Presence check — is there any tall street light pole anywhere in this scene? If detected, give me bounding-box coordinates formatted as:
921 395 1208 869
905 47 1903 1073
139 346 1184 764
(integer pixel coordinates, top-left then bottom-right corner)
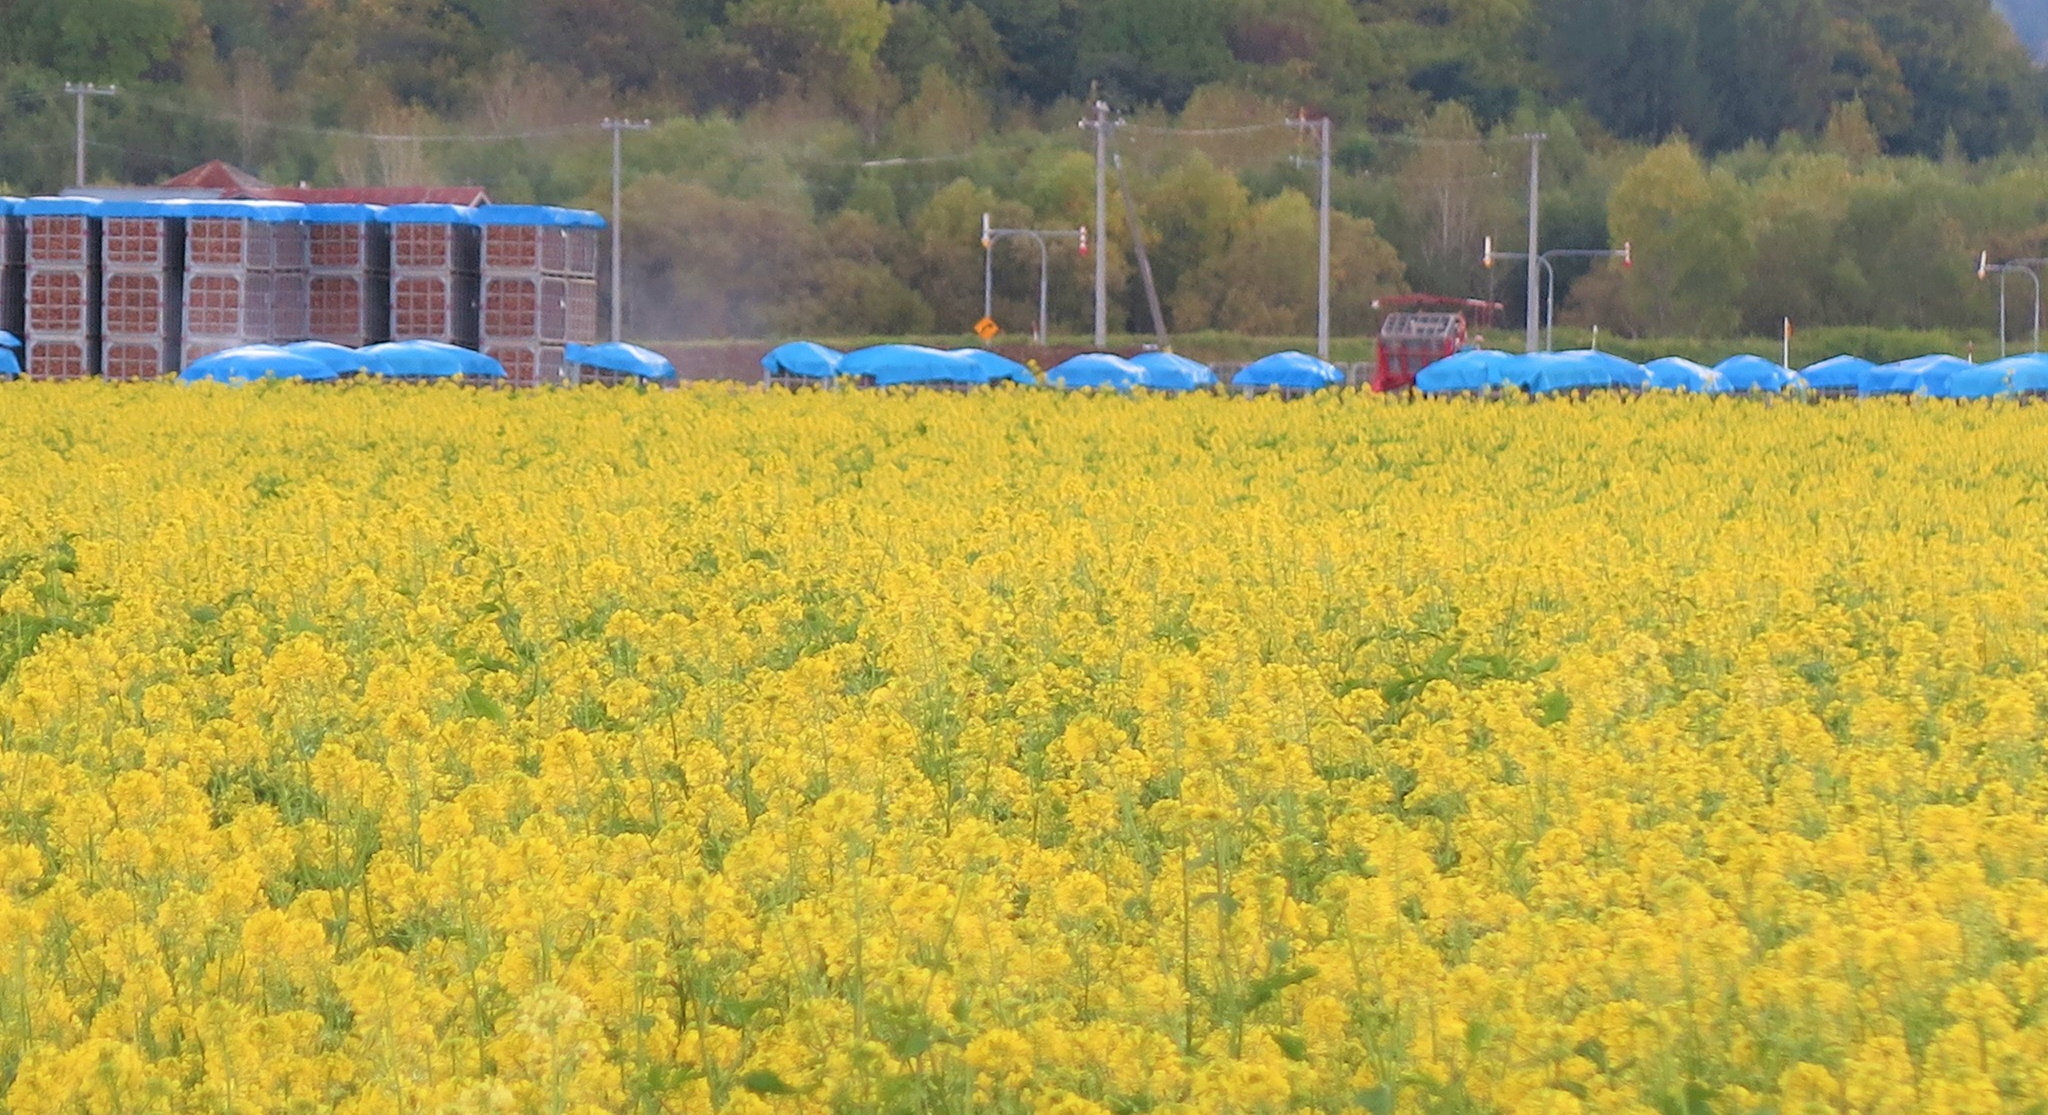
602 118 651 343
65 83 118 188
1523 133 1545 354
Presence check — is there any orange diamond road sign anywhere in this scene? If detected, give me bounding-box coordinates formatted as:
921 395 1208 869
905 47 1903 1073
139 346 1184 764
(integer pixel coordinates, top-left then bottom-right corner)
974 317 1001 342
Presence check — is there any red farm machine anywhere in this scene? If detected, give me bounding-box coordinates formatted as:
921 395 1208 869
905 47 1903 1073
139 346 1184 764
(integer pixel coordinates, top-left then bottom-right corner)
1370 294 1504 391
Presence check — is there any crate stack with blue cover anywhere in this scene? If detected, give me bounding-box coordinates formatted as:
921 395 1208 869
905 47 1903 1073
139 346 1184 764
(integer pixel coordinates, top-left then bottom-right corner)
305 203 389 348
100 200 185 379
0 199 23 344
382 205 480 348
21 197 103 379
477 206 605 386
180 201 310 364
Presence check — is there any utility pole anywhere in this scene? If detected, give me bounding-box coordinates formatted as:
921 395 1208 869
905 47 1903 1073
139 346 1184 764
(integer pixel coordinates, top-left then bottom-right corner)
1523 133 1545 354
602 118 652 342
64 83 118 188
1082 101 1112 348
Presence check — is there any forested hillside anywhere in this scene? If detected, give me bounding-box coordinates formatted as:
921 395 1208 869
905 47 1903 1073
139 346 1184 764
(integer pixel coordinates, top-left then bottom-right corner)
2 0 2045 341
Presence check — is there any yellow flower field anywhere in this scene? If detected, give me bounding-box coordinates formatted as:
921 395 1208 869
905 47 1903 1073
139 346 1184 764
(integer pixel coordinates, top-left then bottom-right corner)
1 382 2046 1115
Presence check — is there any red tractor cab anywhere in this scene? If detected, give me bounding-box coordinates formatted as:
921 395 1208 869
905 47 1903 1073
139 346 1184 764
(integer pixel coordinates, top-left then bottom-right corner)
1371 295 1505 391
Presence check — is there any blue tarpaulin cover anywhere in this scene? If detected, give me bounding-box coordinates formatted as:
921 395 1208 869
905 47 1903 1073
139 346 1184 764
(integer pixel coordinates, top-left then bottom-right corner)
567 342 676 379
1047 353 1144 390
1128 352 1216 391
1644 356 1718 392
1416 349 1517 394
1519 350 1647 394
1860 354 1972 396
17 197 103 217
1712 354 1797 392
0 349 18 378
284 341 373 375
1234 351 1343 391
358 340 506 379
842 345 982 385
473 206 605 228
948 348 1037 385
158 200 309 222
375 205 480 226
0 331 20 349
760 341 845 378
1799 354 1873 391
2003 354 2048 394
181 345 340 384
1932 360 2018 399
302 203 385 224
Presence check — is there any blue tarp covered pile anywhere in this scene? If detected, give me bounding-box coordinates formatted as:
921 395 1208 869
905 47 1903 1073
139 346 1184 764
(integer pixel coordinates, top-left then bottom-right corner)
1859 354 1972 396
1931 359 2017 399
841 345 1035 386
1234 351 1343 392
181 345 340 384
1712 354 1797 393
568 342 676 380
358 340 507 380
0 330 19 378
1129 352 1216 391
1519 350 1647 394
1416 349 1517 394
1799 354 1873 393
1644 357 1717 392
761 342 844 379
284 341 373 375
1047 353 1144 391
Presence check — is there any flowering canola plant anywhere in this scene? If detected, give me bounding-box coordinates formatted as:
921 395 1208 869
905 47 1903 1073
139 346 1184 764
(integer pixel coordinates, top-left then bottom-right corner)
1 381 2046 1115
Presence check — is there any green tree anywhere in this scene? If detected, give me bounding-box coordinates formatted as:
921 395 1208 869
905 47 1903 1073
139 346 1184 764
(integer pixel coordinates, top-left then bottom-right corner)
1605 139 1753 335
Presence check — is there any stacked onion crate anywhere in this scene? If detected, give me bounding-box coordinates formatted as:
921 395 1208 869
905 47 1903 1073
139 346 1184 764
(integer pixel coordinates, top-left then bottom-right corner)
180 200 310 365
381 205 480 348
99 200 186 379
476 207 605 386
0 198 23 345
305 203 388 348
21 197 104 379
560 210 602 356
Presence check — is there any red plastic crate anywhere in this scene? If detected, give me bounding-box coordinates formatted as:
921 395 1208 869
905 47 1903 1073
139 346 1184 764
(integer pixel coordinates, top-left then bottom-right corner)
184 273 245 337
392 225 461 270
27 270 91 334
184 338 238 366
104 341 171 380
103 273 168 336
309 275 387 345
482 276 540 338
564 228 599 277
484 225 542 271
187 219 246 268
271 272 308 340
26 338 93 380
103 218 176 268
391 273 478 344
310 223 386 270
540 228 568 274
27 216 92 266
567 279 598 344
487 343 566 388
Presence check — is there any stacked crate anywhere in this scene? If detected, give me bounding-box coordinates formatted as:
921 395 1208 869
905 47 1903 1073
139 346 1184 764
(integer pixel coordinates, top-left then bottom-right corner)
99 201 185 379
381 205 480 349
476 207 565 386
558 209 603 353
0 198 23 345
180 200 310 364
21 197 103 379
305 204 389 347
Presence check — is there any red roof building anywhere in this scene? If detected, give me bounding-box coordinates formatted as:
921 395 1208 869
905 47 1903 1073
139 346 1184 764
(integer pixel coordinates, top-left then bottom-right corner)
160 162 490 206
